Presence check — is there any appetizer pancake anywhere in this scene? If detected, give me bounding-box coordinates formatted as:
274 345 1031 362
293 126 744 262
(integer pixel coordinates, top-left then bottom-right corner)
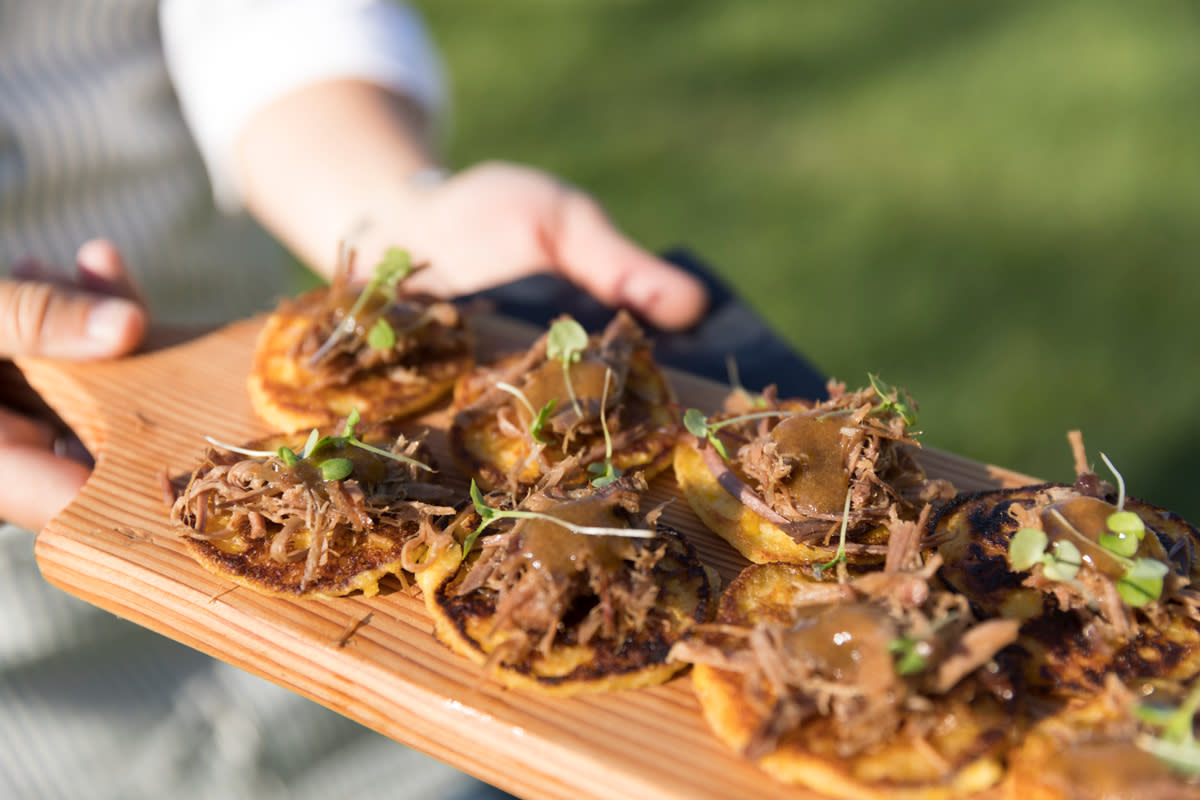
675 377 955 566
670 513 1021 800
931 482 1200 700
1003 678 1200 800
169 416 457 599
248 248 473 431
448 311 677 493
417 476 719 695
922 431 1200 796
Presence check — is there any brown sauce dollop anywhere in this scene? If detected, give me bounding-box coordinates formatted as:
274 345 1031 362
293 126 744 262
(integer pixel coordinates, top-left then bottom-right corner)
518 357 614 426
770 414 851 515
514 493 634 578
783 604 897 694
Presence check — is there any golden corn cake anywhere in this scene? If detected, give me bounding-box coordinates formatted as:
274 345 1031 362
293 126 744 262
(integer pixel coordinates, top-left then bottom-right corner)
447 311 677 494
674 377 954 566
416 475 719 695
670 514 1021 800
248 248 473 431
169 415 457 599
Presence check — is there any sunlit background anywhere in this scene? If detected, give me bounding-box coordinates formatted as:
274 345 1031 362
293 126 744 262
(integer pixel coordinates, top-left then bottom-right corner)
410 1 1200 523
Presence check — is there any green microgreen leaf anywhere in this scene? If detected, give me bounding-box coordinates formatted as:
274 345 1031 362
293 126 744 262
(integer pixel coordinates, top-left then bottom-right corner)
1042 540 1082 582
1009 527 1049 571
1099 528 1140 558
867 373 918 427
342 408 361 438
1118 558 1170 607
367 317 396 350
887 636 931 676
531 400 556 445
1108 510 1146 540
546 318 588 363
320 458 354 481
546 318 588 417
207 408 429 487
1135 681 1200 777
300 428 321 459
309 249 414 364
460 479 654 560
681 408 795 462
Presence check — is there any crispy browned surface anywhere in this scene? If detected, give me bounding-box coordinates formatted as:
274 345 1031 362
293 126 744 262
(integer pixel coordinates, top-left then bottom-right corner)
691 564 1011 800
448 345 678 491
932 485 1200 699
247 288 474 432
417 514 719 696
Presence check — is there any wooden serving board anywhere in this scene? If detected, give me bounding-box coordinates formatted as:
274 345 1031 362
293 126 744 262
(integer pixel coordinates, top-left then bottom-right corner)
17 314 1037 800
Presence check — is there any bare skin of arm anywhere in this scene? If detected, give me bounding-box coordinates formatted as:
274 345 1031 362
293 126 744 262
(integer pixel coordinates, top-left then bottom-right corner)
235 79 708 331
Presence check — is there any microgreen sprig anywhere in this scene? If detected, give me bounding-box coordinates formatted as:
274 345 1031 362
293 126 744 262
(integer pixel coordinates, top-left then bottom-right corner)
1008 527 1083 582
1098 452 1147 557
546 318 589 417
1008 512 1168 607
587 368 623 488
309 248 414 364
867 373 918 427
460 480 655 559
888 635 933 676
496 382 556 445
814 487 854 579
682 408 794 461
205 408 431 482
1135 681 1200 777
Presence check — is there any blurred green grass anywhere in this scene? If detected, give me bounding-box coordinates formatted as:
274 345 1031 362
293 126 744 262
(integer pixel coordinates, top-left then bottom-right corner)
411 1 1200 523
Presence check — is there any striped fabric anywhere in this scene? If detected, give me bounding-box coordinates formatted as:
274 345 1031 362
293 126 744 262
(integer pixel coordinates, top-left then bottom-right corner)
0 2 505 798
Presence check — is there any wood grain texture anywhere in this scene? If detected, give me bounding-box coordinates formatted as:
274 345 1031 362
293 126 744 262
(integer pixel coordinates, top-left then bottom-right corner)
16 313 1037 800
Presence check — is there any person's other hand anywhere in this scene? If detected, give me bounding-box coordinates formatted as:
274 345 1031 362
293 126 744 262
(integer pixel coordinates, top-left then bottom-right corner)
352 161 709 331
0 239 146 532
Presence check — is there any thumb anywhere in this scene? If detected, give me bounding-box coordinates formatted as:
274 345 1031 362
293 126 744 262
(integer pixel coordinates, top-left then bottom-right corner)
0 280 145 360
0 445 91 532
551 192 709 331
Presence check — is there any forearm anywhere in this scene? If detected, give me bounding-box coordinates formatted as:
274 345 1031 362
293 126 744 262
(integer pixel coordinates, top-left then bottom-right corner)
234 79 442 280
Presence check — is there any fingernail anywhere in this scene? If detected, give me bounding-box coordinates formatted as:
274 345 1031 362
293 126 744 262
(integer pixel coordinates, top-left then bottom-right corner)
84 298 137 352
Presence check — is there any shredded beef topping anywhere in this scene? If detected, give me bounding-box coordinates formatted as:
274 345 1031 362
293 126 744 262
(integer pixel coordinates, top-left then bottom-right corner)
702 379 954 546
670 510 1019 759
454 311 668 492
169 433 456 590
454 475 671 665
284 255 470 389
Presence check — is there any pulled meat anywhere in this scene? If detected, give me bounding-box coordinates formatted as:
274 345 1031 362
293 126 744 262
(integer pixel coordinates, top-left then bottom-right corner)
671 509 1019 759
455 475 670 665
453 311 670 492
1005 433 1197 638
288 253 470 389
169 432 456 590
704 378 954 545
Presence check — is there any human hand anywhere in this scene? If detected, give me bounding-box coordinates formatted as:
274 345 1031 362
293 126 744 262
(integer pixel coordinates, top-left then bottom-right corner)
351 161 709 330
0 239 146 532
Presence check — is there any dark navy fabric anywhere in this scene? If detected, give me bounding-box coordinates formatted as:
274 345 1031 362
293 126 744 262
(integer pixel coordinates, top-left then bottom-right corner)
464 248 829 401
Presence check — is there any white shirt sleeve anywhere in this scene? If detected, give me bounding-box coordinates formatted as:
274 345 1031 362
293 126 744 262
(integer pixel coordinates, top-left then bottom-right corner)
160 0 448 212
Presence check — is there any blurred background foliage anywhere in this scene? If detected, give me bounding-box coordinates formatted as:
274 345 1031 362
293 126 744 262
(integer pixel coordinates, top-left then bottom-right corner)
409 0 1200 522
